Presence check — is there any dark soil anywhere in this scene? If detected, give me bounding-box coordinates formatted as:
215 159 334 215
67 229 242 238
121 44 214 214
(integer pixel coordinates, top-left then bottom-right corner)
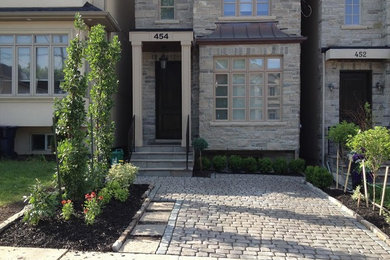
0 202 25 223
0 184 149 252
324 188 390 237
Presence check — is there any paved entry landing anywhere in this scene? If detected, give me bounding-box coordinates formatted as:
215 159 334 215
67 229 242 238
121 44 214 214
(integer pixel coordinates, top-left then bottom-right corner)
135 175 390 259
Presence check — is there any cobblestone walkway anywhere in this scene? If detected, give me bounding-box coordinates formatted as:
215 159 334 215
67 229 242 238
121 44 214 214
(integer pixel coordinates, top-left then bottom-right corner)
135 174 390 259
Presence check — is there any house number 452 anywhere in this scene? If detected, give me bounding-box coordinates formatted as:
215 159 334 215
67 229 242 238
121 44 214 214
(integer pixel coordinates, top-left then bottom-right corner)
354 51 367 58
154 33 169 40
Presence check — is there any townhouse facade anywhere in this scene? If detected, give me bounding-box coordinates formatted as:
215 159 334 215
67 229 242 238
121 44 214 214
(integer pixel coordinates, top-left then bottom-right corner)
301 0 390 165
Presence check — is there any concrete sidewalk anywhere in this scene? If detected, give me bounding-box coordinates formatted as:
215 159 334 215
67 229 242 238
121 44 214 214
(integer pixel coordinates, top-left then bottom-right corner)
1 174 390 259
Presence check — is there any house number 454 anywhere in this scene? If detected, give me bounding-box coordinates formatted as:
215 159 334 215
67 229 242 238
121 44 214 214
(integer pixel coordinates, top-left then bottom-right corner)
154 33 169 40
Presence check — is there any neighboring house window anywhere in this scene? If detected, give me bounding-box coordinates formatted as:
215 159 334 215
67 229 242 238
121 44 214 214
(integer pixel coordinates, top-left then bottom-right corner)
32 134 53 151
223 0 269 17
0 34 68 96
345 0 360 25
214 56 282 121
161 0 174 19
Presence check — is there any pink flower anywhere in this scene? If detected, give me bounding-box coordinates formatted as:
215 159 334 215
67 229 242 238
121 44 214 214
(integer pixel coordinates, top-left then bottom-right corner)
61 200 67 205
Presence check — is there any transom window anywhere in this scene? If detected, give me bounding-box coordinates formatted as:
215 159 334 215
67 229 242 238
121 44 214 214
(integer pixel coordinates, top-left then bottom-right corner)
345 0 360 25
223 0 269 17
214 57 282 121
161 0 175 20
0 34 68 96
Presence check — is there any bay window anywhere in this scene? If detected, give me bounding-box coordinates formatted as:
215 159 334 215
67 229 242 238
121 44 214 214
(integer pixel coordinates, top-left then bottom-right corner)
0 34 68 96
214 56 282 121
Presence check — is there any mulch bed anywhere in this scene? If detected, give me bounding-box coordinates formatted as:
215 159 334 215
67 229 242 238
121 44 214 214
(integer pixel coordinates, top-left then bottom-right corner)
0 184 149 252
0 202 25 223
324 188 390 237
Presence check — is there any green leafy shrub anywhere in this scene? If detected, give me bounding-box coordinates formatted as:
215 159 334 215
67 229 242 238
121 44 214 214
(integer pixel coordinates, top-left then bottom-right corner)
288 158 306 173
258 158 273 173
107 180 129 202
272 158 288 174
242 157 258 173
23 179 58 225
328 121 359 150
98 187 112 205
83 191 104 225
192 137 208 171
228 155 243 172
212 155 227 172
201 157 212 171
107 163 138 189
305 166 333 189
61 199 74 221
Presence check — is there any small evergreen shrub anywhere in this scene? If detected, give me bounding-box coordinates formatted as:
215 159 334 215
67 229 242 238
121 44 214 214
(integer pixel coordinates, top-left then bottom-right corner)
272 158 288 174
288 158 306 173
228 155 243 172
107 163 138 189
212 155 227 172
258 158 273 173
305 166 333 189
201 157 212 171
242 157 258 173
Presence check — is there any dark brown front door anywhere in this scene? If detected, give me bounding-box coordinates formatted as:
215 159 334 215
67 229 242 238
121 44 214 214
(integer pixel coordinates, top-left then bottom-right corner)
155 61 182 139
339 71 372 124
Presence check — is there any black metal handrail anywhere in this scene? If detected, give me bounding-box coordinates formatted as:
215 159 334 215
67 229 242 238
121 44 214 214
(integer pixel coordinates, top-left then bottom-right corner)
186 114 190 170
128 114 135 161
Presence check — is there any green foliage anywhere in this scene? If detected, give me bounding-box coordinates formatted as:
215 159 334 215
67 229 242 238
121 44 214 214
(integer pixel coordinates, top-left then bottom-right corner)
328 121 359 147
288 158 306 173
212 155 227 172
61 199 74 221
272 158 288 174
242 157 258 173
106 180 129 202
98 187 112 205
107 163 138 189
83 191 104 225
305 166 333 189
258 158 273 173
54 14 89 200
228 155 243 172
23 179 58 225
351 185 363 202
86 23 121 189
192 138 208 152
200 157 212 171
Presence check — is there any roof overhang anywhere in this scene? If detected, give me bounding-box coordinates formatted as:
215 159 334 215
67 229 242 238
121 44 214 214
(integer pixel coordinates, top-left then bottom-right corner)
197 22 306 45
322 46 390 61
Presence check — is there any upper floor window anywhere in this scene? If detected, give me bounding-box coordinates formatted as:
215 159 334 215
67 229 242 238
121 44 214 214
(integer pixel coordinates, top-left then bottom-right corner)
345 0 360 25
0 34 68 96
223 0 269 17
161 0 174 20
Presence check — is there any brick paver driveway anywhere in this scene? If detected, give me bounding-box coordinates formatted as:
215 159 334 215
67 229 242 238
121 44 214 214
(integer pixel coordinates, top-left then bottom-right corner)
135 174 390 259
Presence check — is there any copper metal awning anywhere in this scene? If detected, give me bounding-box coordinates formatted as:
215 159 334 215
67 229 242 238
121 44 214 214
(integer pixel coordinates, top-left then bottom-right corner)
197 22 306 45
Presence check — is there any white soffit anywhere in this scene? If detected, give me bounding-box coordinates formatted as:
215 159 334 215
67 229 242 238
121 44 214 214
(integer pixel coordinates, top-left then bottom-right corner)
326 48 390 60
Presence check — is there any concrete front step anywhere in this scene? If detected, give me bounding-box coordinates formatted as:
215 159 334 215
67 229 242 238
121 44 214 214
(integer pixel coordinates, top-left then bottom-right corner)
138 168 193 177
132 152 192 160
132 159 193 169
135 145 189 153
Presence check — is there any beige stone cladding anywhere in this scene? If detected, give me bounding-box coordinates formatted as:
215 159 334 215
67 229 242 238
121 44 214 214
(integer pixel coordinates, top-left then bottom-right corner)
324 60 390 131
320 0 385 47
198 44 301 151
193 0 301 37
135 0 193 29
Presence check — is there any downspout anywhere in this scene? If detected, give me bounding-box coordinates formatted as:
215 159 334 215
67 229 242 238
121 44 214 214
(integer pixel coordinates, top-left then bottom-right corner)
322 52 326 166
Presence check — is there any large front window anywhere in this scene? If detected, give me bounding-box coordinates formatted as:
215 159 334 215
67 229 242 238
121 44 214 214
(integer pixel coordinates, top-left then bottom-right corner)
161 0 174 19
345 0 360 25
214 56 282 121
0 34 68 96
223 0 269 17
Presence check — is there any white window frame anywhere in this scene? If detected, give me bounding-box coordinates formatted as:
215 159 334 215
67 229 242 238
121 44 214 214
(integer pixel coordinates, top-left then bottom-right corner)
214 56 283 122
0 33 68 97
160 0 175 20
222 0 270 17
31 133 53 152
345 0 360 25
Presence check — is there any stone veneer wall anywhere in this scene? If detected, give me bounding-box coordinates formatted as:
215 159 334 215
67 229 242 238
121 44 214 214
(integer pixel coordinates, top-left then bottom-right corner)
199 44 301 151
135 0 192 29
193 0 301 37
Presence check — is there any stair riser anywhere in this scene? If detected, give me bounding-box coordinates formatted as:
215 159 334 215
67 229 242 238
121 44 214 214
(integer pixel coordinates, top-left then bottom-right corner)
132 153 193 160
132 161 191 168
135 146 188 153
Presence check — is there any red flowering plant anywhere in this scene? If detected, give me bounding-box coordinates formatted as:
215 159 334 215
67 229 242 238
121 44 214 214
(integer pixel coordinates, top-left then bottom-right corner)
60 199 74 221
83 191 104 225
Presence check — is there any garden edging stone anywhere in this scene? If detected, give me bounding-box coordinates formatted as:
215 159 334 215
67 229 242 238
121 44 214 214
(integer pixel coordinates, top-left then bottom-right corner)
112 184 156 252
0 208 26 235
304 181 390 247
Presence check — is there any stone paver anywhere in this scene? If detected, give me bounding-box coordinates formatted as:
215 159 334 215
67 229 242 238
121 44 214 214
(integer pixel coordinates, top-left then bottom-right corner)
148 202 175 211
140 211 171 223
0 246 67 260
131 224 166 237
135 174 390 259
120 237 160 253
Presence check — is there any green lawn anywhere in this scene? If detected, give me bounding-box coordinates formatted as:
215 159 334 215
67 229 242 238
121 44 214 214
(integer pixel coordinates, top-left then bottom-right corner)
0 159 55 206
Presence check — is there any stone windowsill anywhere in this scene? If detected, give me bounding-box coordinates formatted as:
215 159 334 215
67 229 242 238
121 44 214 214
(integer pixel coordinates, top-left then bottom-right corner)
154 20 180 24
218 16 277 22
0 96 59 102
210 121 288 127
340 25 369 30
